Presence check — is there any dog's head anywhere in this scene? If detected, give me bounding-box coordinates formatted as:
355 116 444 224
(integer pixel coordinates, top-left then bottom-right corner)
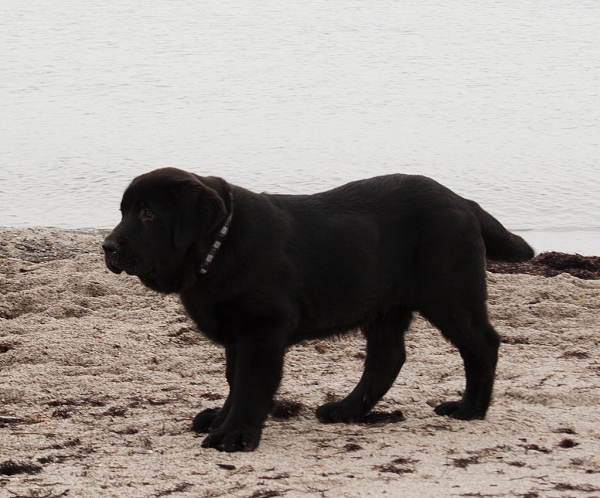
102 168 227 293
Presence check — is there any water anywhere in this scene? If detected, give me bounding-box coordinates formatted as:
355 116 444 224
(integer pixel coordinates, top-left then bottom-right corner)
1 1 599 254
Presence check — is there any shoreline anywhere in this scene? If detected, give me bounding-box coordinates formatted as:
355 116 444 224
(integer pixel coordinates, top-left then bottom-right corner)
2 227 599 279
4 225 600 258
1 228 600 497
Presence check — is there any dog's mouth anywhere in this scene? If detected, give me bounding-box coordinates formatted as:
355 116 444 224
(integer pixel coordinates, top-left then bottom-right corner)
105 259 123 275
102 243 175 293
104 252 149 278
104 252 124 274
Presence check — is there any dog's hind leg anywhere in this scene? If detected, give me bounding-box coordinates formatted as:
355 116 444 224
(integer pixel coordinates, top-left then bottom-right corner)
415 216 502 420
316 307 412 423
421 298 500 420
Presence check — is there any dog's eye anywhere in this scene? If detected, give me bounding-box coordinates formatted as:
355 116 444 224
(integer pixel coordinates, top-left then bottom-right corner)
141 208 155 221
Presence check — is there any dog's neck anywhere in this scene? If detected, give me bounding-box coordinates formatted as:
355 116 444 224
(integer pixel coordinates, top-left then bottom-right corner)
198 191 234 275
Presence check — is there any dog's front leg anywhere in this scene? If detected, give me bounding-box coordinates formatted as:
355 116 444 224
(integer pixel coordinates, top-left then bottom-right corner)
192 344 236 433
200 333 285 452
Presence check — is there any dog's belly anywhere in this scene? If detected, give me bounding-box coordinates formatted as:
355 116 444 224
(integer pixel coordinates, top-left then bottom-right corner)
289 286 414 344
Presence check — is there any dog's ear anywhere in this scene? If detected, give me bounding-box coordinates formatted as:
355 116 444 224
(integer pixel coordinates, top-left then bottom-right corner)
173 178 227 250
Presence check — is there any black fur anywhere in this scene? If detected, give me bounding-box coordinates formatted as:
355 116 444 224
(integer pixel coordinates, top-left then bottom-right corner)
103 167 534 452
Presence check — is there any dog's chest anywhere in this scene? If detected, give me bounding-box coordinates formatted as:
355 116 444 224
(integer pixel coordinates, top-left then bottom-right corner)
180 291 218 332
179 290 241 345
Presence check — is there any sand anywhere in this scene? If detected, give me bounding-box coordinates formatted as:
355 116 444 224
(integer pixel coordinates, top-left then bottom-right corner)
1 228 600 498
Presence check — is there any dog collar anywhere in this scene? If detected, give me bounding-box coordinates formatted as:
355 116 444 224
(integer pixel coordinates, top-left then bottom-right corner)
199 191 234 275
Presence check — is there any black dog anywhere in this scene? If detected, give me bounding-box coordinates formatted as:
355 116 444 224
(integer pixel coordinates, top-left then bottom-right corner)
103 168 533 452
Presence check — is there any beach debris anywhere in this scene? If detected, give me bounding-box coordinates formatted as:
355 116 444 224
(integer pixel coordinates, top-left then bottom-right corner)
361 409 405 424
487 251 600 280
271 399 304 419
0 459 42 476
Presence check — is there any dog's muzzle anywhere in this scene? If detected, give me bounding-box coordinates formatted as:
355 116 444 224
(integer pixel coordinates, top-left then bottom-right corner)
102 238 124 274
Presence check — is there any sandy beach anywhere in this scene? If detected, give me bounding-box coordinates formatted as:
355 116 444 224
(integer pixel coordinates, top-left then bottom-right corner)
1 228 599 497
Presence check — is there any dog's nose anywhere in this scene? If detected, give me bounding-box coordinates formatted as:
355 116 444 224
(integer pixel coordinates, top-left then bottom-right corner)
102 238 118 255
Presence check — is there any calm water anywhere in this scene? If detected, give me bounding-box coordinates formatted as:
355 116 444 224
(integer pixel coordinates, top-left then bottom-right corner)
1 1 599 254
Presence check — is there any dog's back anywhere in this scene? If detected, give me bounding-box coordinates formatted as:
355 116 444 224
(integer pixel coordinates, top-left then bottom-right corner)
252 174 533 343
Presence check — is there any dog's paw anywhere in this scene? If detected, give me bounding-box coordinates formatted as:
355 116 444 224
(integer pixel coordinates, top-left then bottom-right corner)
434 401 486 420
316 402 362 424
192 408 221 433
201 425 262 452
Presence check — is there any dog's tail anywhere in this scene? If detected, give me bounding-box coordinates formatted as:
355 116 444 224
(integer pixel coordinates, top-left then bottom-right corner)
468 201 534 262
